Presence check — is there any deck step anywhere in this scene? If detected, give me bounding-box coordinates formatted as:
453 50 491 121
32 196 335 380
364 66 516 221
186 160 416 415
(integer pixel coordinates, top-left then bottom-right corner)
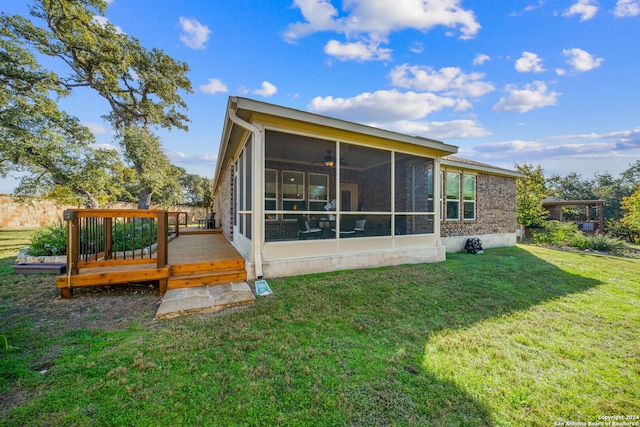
167 270 247 290
169 259 244 275
14 263 67 274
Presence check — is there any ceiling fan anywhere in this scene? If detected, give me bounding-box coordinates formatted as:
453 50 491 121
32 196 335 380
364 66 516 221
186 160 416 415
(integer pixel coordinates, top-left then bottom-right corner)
313 149 347 167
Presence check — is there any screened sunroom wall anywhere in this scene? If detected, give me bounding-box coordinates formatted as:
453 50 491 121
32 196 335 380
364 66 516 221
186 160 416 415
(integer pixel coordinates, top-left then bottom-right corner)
264 129 436 242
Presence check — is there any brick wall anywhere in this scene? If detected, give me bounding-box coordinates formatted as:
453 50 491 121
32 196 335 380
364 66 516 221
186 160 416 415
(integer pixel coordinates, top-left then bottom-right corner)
0 194 209 231
440 173 517 238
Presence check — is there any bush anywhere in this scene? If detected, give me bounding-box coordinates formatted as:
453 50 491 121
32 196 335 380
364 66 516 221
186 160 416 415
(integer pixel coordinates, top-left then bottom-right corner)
533 221 628 256
111 219 157 252
28 224 67 256
576 234 628 256
532 221 585 247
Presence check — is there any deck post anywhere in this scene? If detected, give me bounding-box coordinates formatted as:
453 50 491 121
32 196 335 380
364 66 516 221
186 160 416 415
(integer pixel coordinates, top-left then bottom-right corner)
68 214 80 276
156 211 168 269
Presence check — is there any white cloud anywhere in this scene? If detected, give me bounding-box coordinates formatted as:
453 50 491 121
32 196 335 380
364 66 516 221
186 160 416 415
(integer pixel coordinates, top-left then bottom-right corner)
308 89 457 123
179 17 211 50
285 0 480 40
324 40 392 61
410 42 424 54
524 1 546 12
563 0 599 21
389 64 495 98
91 15 124 34
284 0 480 61
253 81 278 97
199 78 228 95
493 81 560 113
548 127 640 143
83 122 112 135
381 119 491 139
458 128 640 175
473 53 491 66
515 52 546 73
167 151 217 166
562 48 603 72
614 0 640 16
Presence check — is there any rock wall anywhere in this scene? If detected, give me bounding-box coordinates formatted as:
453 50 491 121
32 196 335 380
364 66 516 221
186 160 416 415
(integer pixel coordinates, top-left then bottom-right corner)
0 194 210 230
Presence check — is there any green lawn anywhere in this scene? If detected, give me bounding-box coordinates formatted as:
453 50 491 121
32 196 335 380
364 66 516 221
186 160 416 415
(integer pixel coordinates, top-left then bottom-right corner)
1 229 638 426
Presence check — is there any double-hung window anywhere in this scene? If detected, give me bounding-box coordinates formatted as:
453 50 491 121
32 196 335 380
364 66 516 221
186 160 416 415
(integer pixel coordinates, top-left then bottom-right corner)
463 175 476 220
282 171 305 219
265 169 277 220
446 172 461 220
308 173 329 211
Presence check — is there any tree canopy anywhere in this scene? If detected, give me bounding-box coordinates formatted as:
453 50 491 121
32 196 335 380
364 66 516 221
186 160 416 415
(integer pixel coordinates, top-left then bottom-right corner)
515 162 548 227
0 0 195 208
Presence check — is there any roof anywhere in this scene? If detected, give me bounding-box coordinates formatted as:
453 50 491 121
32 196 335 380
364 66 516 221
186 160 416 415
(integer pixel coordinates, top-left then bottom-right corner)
230 97 459 153
213 97 522 192
541 197 605 206
441 155 524 178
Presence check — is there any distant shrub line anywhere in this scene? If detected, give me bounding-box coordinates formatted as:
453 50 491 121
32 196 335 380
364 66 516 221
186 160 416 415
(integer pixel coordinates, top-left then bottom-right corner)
532 220 628 256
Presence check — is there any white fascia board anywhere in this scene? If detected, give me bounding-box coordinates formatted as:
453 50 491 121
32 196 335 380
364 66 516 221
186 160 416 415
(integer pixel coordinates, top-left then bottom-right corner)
440 158 524 178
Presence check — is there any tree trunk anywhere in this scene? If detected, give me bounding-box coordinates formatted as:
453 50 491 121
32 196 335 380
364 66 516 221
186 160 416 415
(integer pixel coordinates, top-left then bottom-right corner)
138 188 152 209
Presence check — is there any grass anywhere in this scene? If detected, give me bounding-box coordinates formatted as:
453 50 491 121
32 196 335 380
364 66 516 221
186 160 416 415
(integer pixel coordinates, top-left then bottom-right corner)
1 229 639 426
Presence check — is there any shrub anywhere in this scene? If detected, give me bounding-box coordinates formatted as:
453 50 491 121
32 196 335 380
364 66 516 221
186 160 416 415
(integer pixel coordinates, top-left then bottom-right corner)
532 221 585 247
28 224 67 256
111 219 157 252
576 234 627 256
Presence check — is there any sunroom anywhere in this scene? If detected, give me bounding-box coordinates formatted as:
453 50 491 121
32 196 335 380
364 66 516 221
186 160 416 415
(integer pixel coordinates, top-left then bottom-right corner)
213 97 459 279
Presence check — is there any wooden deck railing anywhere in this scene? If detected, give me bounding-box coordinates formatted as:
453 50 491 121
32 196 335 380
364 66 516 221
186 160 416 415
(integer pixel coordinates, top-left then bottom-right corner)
64 209 169 275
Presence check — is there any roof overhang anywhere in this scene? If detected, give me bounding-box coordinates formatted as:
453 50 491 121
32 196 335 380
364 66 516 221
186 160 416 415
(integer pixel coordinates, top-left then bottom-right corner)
542 199 605 206
441 156 524 178
230 97 459 153
213 96 462 195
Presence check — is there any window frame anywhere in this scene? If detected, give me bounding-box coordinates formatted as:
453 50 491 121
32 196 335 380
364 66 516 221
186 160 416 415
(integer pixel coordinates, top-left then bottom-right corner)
308 172 329 211
463 174 477 221
265 168 278 221
445 171 461 221
282 170 305 219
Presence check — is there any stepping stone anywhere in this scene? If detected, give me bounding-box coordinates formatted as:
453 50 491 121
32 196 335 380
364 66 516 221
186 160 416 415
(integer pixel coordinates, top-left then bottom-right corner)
155 282 255 319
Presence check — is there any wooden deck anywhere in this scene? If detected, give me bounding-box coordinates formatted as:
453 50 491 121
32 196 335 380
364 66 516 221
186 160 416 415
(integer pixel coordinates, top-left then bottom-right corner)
56 232 246 298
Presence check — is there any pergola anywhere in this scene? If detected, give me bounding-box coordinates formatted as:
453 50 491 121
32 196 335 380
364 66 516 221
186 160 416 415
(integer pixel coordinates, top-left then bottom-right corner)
541 197 604 234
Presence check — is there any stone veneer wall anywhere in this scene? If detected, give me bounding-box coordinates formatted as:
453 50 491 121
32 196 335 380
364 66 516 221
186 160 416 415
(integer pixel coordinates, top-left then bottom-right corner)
0 194 209 231
440 173 517 238
214 164 234 240
0 195 78 230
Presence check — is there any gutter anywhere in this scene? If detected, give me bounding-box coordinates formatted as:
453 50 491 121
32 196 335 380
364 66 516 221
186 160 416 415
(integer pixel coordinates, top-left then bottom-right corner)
227 106 265 280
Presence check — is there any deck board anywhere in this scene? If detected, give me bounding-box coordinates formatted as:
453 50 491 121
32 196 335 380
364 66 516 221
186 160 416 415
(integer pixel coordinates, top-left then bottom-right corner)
168 233 243 264
57 234 245 296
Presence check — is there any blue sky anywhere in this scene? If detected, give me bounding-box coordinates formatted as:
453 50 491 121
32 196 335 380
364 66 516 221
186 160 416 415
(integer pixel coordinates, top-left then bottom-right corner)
2 0 640 194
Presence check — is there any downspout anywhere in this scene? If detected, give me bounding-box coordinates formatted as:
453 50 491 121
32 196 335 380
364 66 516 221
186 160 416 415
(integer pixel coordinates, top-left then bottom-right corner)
227 107 265 280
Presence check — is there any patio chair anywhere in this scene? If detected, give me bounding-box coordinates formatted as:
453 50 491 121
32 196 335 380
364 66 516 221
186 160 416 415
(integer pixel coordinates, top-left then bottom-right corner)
354 219 367 237
298 218 322 240
332 217 356 238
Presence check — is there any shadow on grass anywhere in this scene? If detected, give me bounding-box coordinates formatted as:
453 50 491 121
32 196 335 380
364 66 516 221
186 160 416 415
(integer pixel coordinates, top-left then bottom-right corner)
253 246 602 426
0 246 606 426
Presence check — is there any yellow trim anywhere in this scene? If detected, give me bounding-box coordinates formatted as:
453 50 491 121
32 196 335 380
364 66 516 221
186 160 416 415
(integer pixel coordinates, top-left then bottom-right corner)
251 113 449 158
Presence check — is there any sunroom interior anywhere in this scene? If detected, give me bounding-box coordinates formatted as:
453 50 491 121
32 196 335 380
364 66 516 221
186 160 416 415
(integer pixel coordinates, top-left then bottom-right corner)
263 129 436 242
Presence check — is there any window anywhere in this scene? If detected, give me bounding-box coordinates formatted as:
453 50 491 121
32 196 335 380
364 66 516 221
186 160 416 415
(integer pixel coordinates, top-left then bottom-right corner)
265 169 277 220
282 171 305 218
308 173 328 211
446 172 460 220
463 175 476 220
